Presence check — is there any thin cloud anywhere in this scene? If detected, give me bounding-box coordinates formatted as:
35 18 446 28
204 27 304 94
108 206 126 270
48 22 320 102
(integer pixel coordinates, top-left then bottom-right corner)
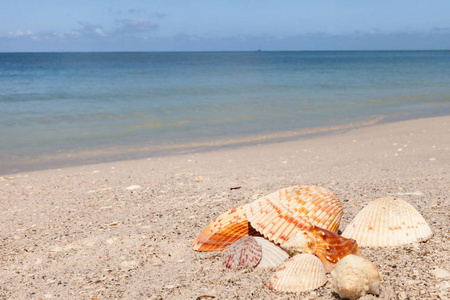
128 8 146 15
75 22 107 37
114 19 159 35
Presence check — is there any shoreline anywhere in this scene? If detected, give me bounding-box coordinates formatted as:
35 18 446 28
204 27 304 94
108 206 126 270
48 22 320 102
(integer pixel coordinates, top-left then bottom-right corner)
2 112 448 176
1 115 449 299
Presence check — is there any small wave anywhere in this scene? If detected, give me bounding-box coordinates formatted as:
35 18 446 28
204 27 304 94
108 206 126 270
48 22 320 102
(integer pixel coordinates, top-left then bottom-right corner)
131 120 190 129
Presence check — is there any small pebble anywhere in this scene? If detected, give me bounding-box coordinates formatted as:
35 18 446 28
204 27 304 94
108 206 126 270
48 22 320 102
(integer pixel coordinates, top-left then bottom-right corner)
432 268 450 279
126 185 141 190
49 246 63 252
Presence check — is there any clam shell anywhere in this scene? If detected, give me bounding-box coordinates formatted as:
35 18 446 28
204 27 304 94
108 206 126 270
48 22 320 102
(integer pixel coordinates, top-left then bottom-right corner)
253 237 290 268
246 185 343 245
222 236 262 269
341 197 432 247
267 253 327 293
331 254 381 300
192 204 259 251
281 225 359 272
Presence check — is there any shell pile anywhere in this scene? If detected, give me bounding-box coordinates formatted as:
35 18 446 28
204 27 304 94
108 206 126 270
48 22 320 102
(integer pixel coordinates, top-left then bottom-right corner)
192 185 433 296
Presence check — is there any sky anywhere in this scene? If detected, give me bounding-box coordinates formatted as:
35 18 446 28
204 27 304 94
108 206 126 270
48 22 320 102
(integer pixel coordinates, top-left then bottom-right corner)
1 0 450 52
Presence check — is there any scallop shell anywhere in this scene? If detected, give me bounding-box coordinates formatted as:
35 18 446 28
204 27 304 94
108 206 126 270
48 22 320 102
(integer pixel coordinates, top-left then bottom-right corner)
246 185 343 245
281 225 359 272
192 204 259 251
253 237 290 268
222 236 262 269
267 253 327 293
331 254 381 300
341 197 432 247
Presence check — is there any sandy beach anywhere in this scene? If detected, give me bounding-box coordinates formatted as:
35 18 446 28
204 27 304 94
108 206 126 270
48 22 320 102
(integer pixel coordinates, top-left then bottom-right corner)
1 116 449 299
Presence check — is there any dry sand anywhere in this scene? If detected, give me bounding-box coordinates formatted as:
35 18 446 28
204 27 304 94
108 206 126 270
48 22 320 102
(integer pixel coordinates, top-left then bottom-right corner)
1 116 449 300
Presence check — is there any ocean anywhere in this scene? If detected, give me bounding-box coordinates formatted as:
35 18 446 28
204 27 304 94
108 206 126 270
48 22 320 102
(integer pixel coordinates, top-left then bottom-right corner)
1 51 449 174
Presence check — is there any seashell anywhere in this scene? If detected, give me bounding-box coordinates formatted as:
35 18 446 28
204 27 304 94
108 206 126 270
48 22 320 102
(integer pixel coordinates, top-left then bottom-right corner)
331 254 381 300
246 185 343 245
192 204 260 251
281 225 359 272
253 237 290 268
222 236 262 269
267 253 326 293
341 197 432 247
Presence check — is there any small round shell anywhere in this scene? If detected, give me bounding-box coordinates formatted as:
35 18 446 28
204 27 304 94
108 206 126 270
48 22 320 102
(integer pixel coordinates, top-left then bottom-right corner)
222 236 262 269
253 237 289 268
246 185 343 245
192 204 259 251
342 197 432 247
281 225 359 272
331 254 381 300
267 253 327 293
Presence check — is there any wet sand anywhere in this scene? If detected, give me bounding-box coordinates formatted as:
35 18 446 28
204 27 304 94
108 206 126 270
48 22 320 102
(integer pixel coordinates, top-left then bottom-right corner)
1 116 449 299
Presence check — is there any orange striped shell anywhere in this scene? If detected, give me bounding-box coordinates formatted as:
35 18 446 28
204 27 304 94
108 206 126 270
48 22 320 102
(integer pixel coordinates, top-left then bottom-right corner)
192 204 259 251
246 185 343 245
342 197 432 247
267 253 327 293
281 225 359 273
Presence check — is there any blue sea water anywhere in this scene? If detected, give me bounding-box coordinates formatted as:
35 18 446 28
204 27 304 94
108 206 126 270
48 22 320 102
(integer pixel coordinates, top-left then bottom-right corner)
1 51 450 174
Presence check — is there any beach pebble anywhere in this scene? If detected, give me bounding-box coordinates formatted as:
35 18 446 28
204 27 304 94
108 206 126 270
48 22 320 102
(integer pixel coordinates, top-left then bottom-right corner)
126 185 141 190
49 245 63 252
164 285 175 289
432 268 450 279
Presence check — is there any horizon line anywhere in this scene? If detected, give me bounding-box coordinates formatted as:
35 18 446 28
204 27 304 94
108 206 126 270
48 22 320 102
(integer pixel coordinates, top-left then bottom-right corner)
1 49 450 54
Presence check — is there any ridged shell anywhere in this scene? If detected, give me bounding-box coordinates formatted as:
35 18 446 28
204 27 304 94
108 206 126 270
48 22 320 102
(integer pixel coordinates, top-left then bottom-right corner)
281 225 359 272
222 236 262 269
341 197 432 247
267 253 327 293
246 185 343 245
192 204 259 251
331 254 381 300
253 237 290 268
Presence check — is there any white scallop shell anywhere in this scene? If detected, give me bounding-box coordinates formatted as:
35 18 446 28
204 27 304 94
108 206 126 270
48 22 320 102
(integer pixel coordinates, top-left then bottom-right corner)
331 254 381 300
267 253 327 293
342 197 432 247
246 185 343 245
253 237 289 268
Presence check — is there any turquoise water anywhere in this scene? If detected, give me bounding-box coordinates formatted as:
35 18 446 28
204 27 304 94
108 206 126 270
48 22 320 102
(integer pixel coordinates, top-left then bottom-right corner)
1 51 450 174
